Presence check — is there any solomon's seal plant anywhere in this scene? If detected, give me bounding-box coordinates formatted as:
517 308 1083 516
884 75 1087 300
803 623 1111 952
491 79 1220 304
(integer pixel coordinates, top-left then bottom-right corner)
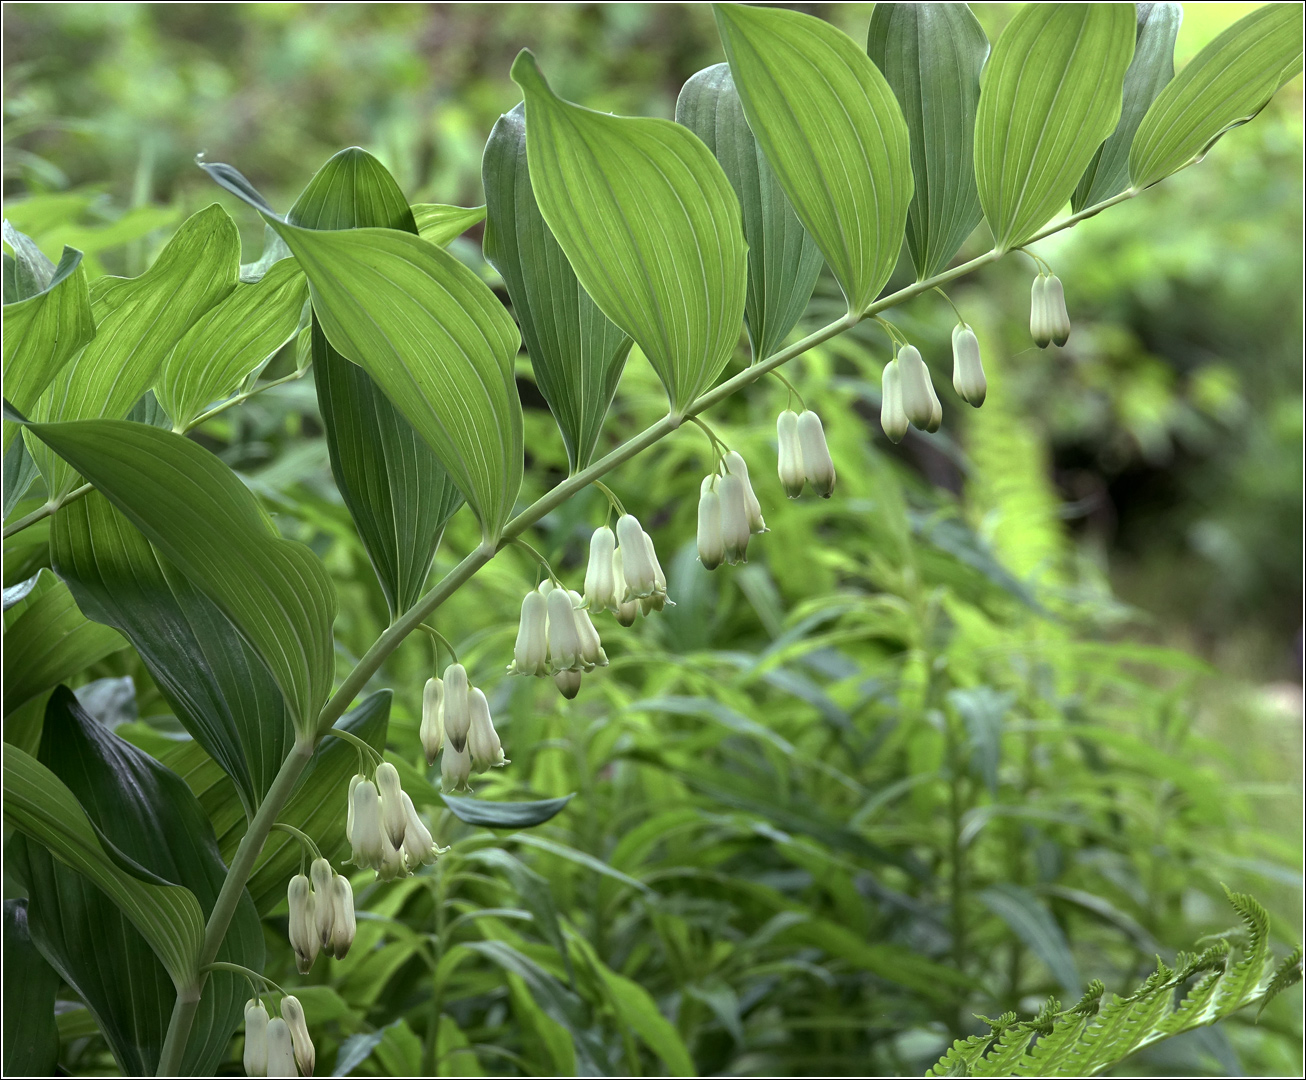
2 3 1301 1076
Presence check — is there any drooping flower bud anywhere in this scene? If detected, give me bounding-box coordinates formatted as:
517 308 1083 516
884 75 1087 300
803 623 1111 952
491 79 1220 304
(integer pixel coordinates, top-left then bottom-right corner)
544 585 582 671
697 475 724 571
374 762 407 851
610 548 639 626
377 831 406 882
265 1017 296 1077
583 526 618 612
329 875 356 959
776 409 805 498
400 790 441 865
441 663 471 753
615 514 657 600
569 591 607 669
344 773 362 848
348 779 384 869
642 530 669 611
441 740 472 792
287 874 318 974
723 450 766 534
896 345 934 430
880 359 908 443
309 858 335 951
555 669 583 699
280 995 314 1077
1045 273 1070 347
420 677 443 766
467 686 508 772
508 589 549 676
951 324 986 407
1030 274 1051 348
718 471 751 564
926 383 943 434
244 999 269 1077
796 410 835 498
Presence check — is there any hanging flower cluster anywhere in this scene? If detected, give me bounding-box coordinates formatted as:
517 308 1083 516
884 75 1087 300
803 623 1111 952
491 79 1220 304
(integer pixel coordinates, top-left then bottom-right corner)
697 449 767 569
244 995 313 1077
1030 272 1071 348
286 857 356 973
776 409 835 497
583 513 669 624
879 311 988 442
418 663 509 789
346 761 445 878
509 580 608 699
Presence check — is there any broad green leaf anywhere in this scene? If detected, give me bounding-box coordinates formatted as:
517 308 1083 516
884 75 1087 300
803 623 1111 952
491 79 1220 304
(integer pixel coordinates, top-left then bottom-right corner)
51 491 293 813
9 687 261 1076
287 148 464 616
155 258 307 429
31 204 241 496
2 230 94 450
714 3 913 315
1073 4 1182 210
442 792 574 828
866 3 990 279
3 219 57 299
981 883 1081 995
3 433 38 518
3 899 60 1078
1130 3 1304 189
413 202 487 246
24 418 337 734
676 65 823 361
483 103 633 472
974 4 1136 251
511 50 747 414
2 567 125 717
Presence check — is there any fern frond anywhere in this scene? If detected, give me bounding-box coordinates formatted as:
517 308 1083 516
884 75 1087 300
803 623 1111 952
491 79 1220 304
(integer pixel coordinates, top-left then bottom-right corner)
926 1033 994 1077
1257 947 1303 1020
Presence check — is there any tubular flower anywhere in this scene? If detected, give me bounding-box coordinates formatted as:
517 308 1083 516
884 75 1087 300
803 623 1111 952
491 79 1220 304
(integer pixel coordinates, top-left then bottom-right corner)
897 345 935 430
441 663 471 753
244 999 269 1077
610 549 639 626
1030 274 1051 348
697 474 724 570
329 875 356 959
544 584 582 671
718 471 751 564
265 1017 296 1077
309 858 335 952
926 387 943 434
280 996 314 1077
776 409 805 498
377 832 406 882
583 526 618 612
441 740 472 792
951 324 986 407
796 410 836 497
508 589 549 676
1045 274 1070 346
348 779 384 870
880 359 909 443
639 531 670 613
724 450 766 534
287 874 318 974
420 677 443 765
570 591 608 669
374 762 407 850
615 514 658 600
468 687 508 771
344 773 361 848
555 669 583 699
400 790 442 865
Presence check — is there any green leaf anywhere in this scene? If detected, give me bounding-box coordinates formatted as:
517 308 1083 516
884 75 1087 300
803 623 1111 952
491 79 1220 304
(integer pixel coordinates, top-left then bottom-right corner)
483 103 633 472
8 687 261 1076
1073 4 1182 210
441 792 574 828
31 204 241 496
2 567 125 717
981 884 1081 994
3 219 57 300
23 418 337 734
1 231 94 450
287 148 465 616
3 899 60 1078
974 4 1136 251
510 49 747 414
155 258 307 429
676 65 823 361
3 433 38 518
51 491 293 812
1130 3 1304 190
866 2 990 279
714 3 913 315
413 202 487 246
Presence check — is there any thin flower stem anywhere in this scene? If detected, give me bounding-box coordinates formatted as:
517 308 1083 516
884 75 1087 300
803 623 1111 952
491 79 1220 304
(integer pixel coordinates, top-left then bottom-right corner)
270 821 322 863
769 369 805 411
933 286 966 325
687 415 727 466
321 727 384 768
417 623 458 666
874 315 907 348
508 536 560 584
202 961 288 998
592 479 625 517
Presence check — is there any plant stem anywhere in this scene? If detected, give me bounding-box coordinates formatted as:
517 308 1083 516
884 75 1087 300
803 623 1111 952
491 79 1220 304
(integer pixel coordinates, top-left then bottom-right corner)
181 367 309 431
2 483 91 539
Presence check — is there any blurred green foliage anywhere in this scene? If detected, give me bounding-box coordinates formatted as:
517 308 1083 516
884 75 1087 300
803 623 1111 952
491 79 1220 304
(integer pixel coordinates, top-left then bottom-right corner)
3 3 1301 1077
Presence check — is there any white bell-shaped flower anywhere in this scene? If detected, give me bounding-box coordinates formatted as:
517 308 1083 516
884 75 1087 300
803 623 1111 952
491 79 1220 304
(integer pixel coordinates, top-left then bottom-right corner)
776 409 805 498
287 874 318 974
723 450 766 534
467 686 508 771
244 999 269 1077
508 589 549 676
374 762 407 850
420 677 443 766
951 325 986 407
329 875 356 959
265 1017 297 1077
441 663 471 753
610 548 640 626
569 591 607 669
880 359 908 443
441 740 472 792
697 474 724 570
555 669 583 699
641 530 669 611
544 585 582 671
344 774 361 850
1030 274 1051 348
796 410 836 497
280 995 314 1078
348 779 384 870
583 526 618 612
718 471 751 564
897 345 935 430
400 790 441 865
377 831 407 882
1045 274 1070 346
309 858 335 952
615 514 658 600
926 385 943 434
